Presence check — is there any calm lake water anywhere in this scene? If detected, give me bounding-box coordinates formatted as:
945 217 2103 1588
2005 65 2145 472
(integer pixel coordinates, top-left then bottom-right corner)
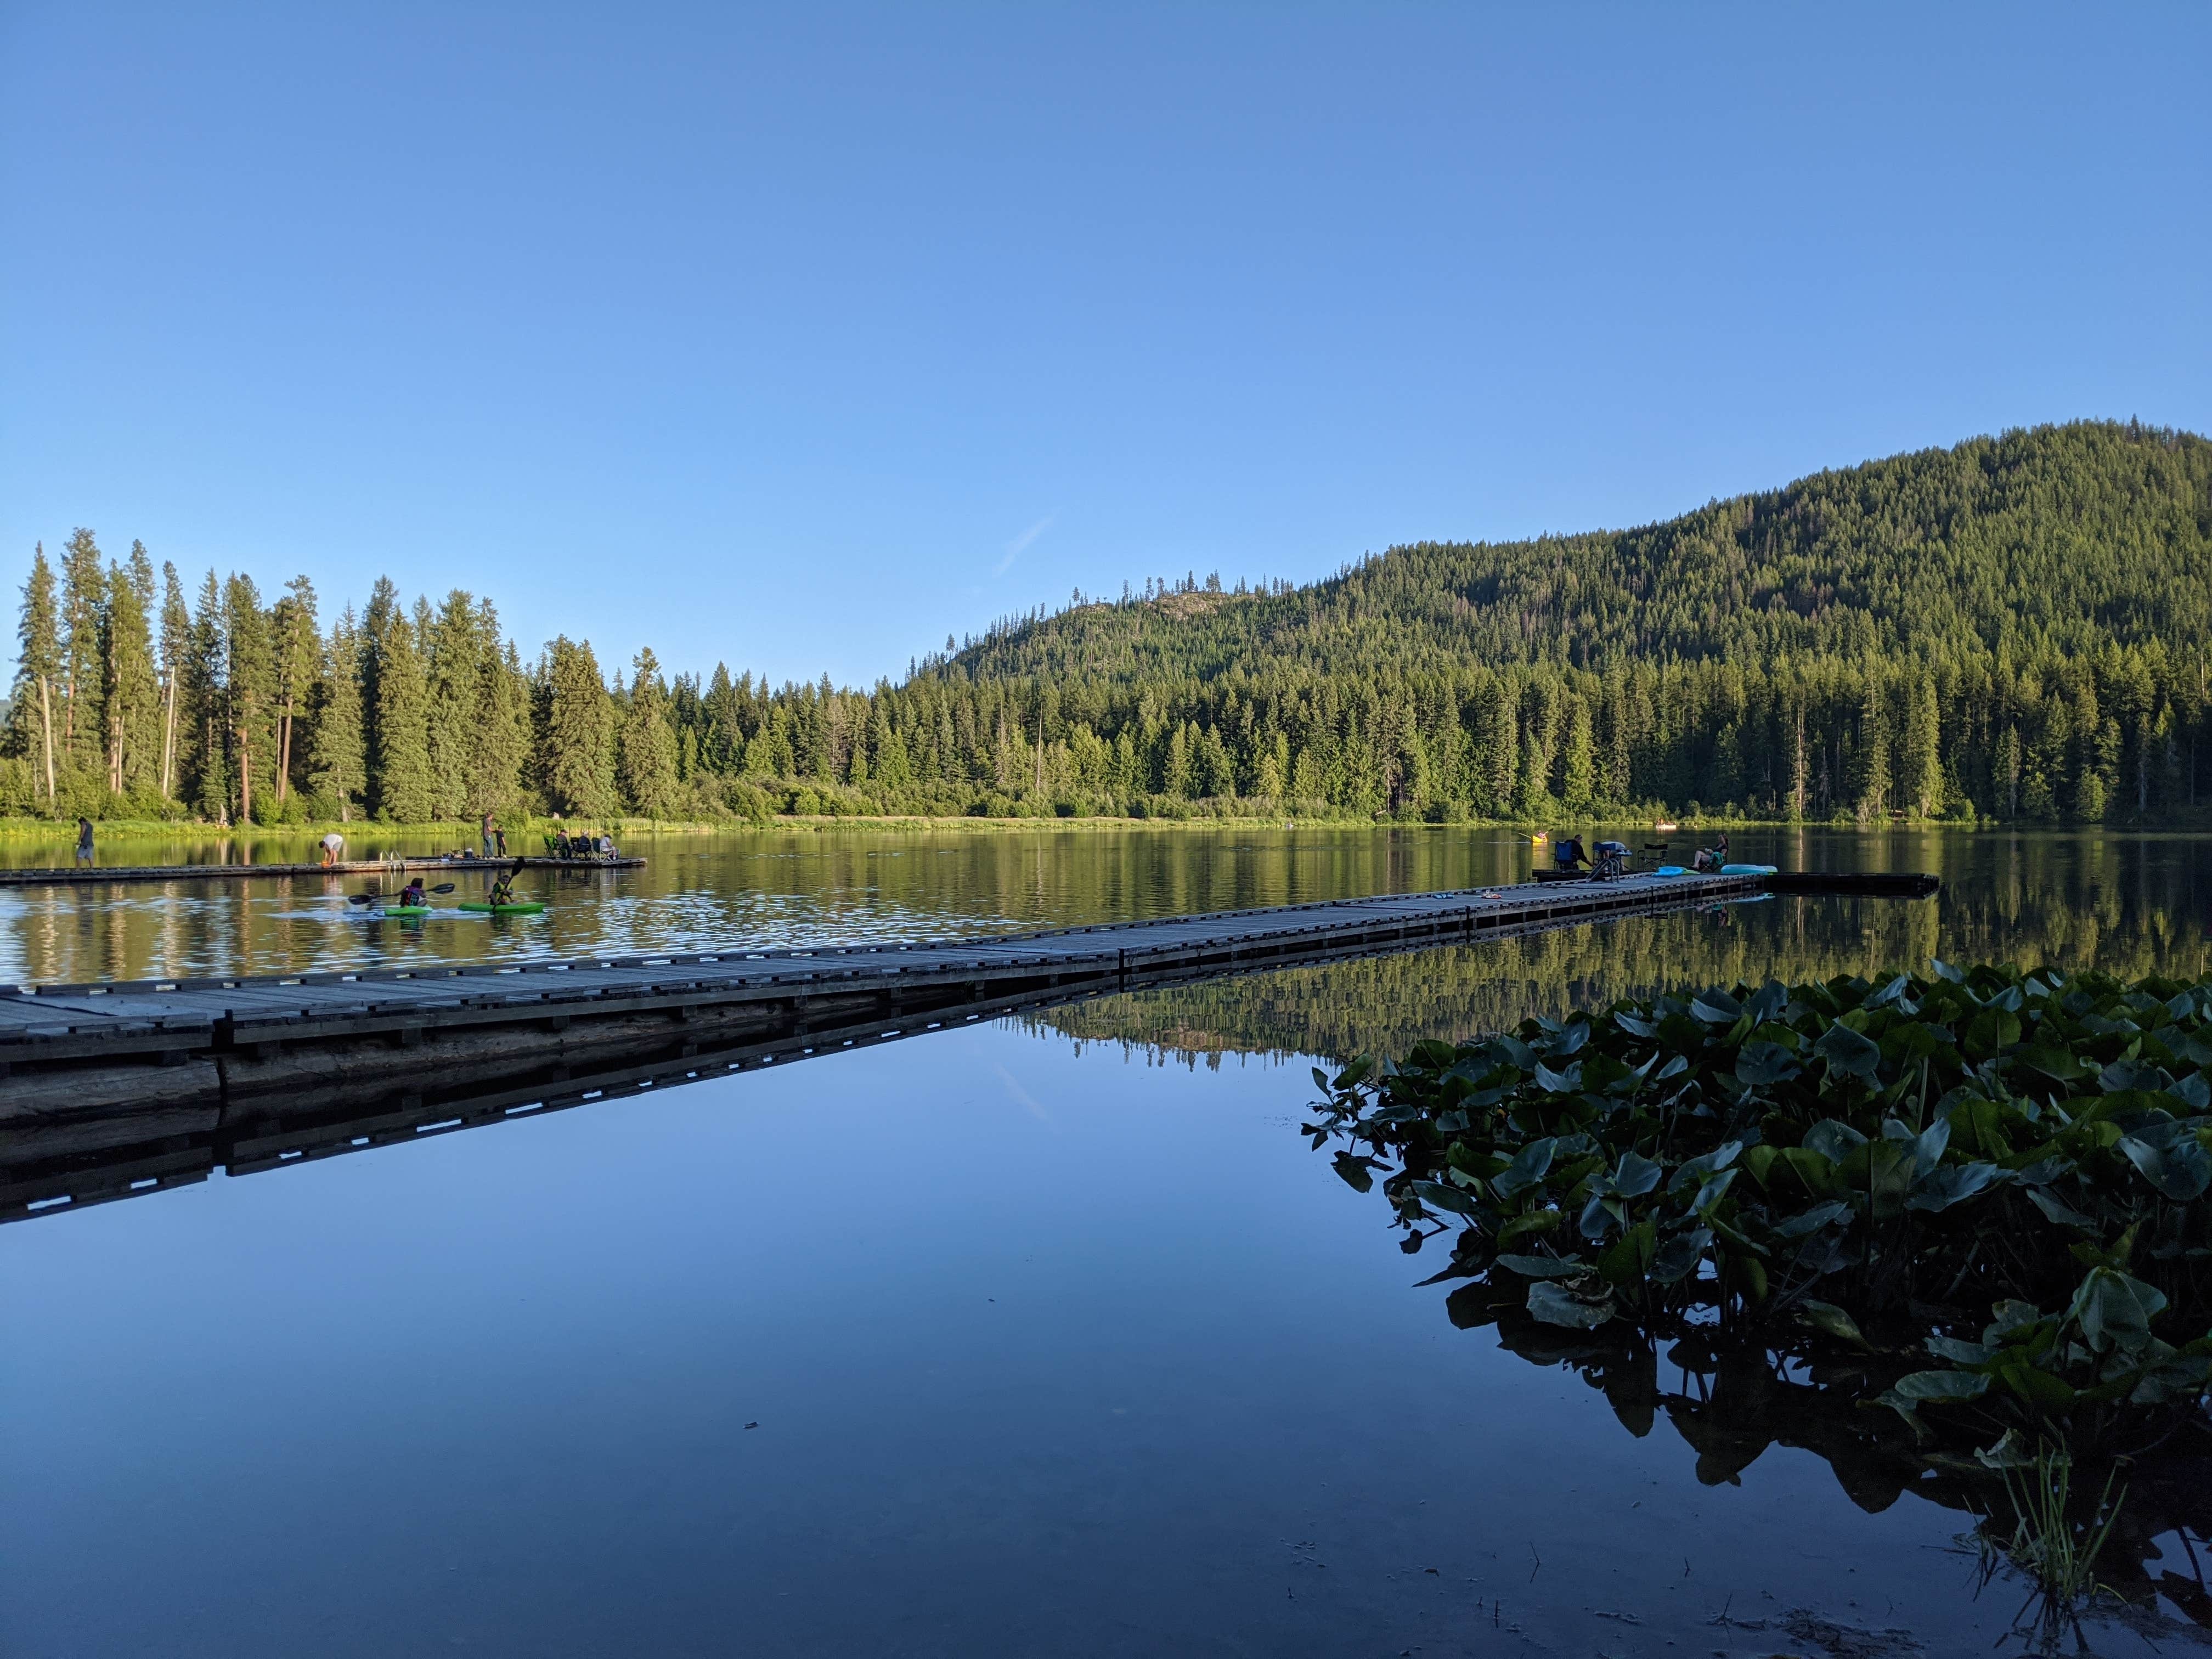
5 828 2210 1655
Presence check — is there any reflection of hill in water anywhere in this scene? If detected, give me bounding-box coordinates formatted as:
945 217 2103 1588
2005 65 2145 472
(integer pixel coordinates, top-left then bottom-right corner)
1037 880 2212 1063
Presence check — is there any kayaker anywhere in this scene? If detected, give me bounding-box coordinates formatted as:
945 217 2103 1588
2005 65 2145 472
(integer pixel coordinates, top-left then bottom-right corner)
488 860 523 906
399 876 427 907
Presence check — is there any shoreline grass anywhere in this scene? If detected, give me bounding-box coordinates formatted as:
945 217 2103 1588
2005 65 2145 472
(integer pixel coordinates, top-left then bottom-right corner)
5 810 2197 848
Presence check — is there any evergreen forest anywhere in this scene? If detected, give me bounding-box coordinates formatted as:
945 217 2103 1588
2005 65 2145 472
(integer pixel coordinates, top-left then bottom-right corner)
7 419 2209 828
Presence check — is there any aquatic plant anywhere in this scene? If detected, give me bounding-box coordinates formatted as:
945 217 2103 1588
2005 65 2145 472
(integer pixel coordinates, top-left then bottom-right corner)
1307 962 2212 1464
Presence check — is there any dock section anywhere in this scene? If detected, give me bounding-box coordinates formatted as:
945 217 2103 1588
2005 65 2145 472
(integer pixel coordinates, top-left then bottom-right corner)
1 869 1938 1224
0 855 642 888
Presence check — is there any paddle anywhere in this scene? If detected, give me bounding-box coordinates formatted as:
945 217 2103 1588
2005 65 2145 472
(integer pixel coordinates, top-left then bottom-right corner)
347 883 456 905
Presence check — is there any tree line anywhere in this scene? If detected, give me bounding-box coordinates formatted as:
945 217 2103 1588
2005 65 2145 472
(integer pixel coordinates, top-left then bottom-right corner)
6 421 2209 827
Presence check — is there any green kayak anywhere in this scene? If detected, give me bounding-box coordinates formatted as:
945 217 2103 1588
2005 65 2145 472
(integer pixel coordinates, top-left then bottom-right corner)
458 900 546 915
364 904 431 917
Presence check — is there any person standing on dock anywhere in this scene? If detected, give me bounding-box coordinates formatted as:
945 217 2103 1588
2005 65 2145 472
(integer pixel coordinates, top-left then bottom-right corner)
480 813 495 857
75 816 94 865
321 831 346 868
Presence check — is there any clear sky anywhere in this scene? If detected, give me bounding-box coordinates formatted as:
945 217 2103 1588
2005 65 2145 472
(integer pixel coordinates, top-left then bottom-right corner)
3 3 2206 689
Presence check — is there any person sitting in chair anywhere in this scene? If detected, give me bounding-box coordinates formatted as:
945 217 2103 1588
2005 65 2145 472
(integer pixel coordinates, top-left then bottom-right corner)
1553 834 1589 873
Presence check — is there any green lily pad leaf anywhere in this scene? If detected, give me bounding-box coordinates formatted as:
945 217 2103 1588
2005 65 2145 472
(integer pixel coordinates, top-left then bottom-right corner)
1494 1252 1586 1279
1690 990 1742 1025
1804 1119 1870 1162
2017 1046 2089 1081
1906 1161 2005 1212
1330 1152 1375 1193
1892 1369 1991 1402
1814 1019 1883 1083
1532 1059 1583 1093
1734 1041 1801 1086
1770 1200 1853 1239
2068 1267 2169 1356
2023 1185 2097 1229
1925 1335 1997 1365
1525 1280 1615 1330
1648 1226 1710 1285
1410 1179 1481 1217
1491 1137 1557 1201
1973 1429 2035 1469
1611 1150 1664 1198
1798 1299 1869 1347
1548 1022 1591 1058
2119 1133 2212 1201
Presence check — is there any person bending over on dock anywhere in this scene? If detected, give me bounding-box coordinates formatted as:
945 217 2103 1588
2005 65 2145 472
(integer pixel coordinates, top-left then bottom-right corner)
321 831 345 868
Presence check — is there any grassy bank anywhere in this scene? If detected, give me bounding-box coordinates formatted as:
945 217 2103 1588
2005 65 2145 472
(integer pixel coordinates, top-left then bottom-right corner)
2 808 2170 848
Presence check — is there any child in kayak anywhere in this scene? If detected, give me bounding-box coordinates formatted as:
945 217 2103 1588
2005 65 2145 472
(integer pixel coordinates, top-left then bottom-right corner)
488 860 524 907
399 876 427 907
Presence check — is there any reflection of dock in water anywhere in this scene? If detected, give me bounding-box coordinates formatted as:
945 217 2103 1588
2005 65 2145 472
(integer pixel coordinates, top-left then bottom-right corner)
2 870 1931 1224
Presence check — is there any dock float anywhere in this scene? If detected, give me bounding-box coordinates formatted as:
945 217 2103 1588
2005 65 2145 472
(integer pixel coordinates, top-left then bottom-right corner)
0 855 642 888
0 868 1936 1224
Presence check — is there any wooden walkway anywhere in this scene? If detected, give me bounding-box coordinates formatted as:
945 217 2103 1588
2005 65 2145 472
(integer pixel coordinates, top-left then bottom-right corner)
0 855 642 888
0 868 1935 1224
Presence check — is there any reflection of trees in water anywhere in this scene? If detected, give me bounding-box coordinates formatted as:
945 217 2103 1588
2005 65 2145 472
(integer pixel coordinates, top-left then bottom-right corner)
1039 882 2212 1064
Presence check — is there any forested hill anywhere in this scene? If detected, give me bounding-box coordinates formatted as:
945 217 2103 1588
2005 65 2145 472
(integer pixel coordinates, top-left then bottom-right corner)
10 418 2212 831
938 421 2212 685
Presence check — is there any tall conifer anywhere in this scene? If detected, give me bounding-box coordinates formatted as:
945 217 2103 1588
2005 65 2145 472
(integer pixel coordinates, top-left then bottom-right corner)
307 607 366 820
10 545 62 805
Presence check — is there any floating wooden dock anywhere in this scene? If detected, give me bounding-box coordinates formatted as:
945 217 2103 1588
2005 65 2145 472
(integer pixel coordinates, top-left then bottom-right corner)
0 855 642 888
0 868 1935 1224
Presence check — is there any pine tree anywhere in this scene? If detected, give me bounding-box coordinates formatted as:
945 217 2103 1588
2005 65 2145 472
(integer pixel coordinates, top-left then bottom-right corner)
270 575 319 805
103 546 161 799
10 545 62 806
425 589 484 818
539 636 617 819
223 574 276 823
157 563 191 802
1899 670 1943 818
1994 725 2022 820
58 527 107 779
1561 697 1596 812
371 606 435 823
185 571 229 822
1853 667 1891 823
618 646 681 818
307 608 366 820
471 623 531 816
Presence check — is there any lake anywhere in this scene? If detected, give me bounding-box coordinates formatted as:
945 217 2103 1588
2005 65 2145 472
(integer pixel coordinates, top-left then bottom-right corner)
4 827 2209 1655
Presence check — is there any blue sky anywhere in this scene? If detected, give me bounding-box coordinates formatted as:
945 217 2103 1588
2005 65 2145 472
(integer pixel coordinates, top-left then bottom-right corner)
3 3 2206 688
